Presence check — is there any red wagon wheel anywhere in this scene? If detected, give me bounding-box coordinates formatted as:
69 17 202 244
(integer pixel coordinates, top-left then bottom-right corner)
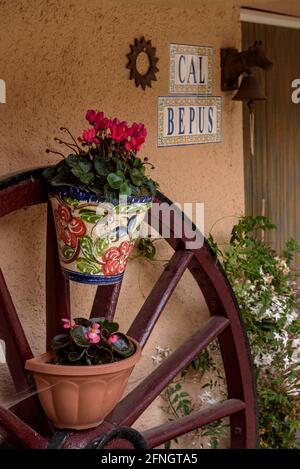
0 168 257 449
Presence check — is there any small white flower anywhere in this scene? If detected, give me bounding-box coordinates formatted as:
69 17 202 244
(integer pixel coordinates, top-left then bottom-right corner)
273 312 281 322
283 356 291 369
199 390 218 405
261 354 273 366
281 331 289 347
274 332 282 341
151 355 162 365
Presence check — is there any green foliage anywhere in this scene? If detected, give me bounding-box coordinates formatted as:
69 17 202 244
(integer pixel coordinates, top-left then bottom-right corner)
208 215 300 448
167 383 192 417
164 378 228 449
182 349 216 377
43 129 158 200
50 317 135 366
200 420 228 449
137 237 157 260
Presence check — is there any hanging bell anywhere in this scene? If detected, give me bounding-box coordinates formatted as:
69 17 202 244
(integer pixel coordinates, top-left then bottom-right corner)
233 74 266 101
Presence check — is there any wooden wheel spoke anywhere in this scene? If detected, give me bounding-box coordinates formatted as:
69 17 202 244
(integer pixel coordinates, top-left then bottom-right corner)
90 283 122 321
0 269 33 389
106 316 229 427
127 249 194 346
46 202 70 345
0 171 47 218
0 269 53 436
142 398 246 448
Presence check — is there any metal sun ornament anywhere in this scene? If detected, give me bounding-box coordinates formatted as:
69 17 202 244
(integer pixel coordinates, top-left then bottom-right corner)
127 37 159 90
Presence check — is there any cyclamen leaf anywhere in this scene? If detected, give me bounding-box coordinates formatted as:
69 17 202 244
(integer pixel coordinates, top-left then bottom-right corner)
71 167 95 185
107 172 124 189
130 168 144 186
78 160 92 173
120 180 132 196
65 154 87 168
94 156 111 176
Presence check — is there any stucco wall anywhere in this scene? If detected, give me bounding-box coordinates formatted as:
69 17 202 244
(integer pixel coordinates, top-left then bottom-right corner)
0 0 290 438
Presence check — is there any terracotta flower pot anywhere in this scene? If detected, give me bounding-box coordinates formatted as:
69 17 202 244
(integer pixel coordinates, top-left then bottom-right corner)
25 337 141 430
49 185 152 285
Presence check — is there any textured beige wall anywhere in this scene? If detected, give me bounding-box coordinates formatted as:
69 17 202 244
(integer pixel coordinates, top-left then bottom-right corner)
0 0 293 439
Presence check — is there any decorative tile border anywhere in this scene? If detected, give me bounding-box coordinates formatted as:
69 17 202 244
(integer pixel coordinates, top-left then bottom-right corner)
169 44 213 95
157 96 221 147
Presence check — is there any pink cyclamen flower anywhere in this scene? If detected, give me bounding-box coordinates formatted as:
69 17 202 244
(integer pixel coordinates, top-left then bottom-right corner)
110 122 129 142
125 123 147 152
86 109 97 125
94 111 105 129
108 334 118 344
81 128 97 143
62 318 71 329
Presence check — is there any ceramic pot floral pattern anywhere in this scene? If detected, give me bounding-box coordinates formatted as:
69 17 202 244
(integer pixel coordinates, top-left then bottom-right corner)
50 186 152 284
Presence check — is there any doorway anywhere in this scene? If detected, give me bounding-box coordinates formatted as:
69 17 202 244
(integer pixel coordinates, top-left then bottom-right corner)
242 9 300 252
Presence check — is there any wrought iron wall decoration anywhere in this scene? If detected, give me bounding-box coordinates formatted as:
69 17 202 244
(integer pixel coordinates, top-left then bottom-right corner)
127 37 159 90
221 40 272 91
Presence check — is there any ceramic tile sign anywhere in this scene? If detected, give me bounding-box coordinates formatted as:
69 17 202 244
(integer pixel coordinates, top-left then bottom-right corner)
169 44 213 95
157 96 221 147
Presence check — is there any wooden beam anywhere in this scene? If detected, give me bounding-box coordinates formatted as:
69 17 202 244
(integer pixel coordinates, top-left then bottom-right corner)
0 407 47 449
143 399 246 448
90 283 122 321
46 202 70 346
127 250 194 346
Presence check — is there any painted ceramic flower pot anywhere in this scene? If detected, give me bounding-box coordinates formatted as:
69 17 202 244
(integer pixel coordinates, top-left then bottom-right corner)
25 337 141 430
49 185 152 284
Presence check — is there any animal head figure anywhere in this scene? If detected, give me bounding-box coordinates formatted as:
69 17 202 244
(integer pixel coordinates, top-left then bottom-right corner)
246 40 273 71
221 41 273 90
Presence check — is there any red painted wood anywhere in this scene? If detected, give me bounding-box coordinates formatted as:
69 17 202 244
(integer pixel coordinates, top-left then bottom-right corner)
0 407 47 449
0 269 33 389
191 247 258 448
143 399 246 448
90 283 122 321
46 202 71 346
0 269 53 436
0 178 47 218
127 249 194 347
106 316 229 427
